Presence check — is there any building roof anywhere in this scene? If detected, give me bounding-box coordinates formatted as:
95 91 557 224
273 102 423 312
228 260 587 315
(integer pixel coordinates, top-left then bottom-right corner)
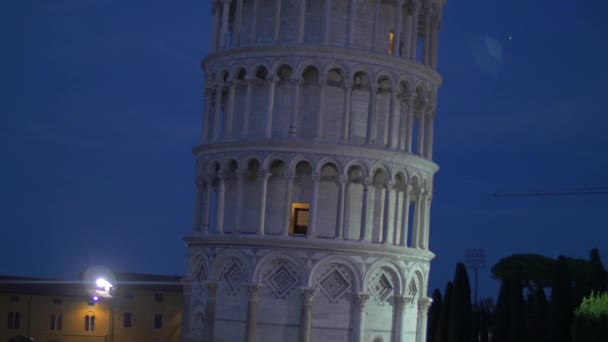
0 272 183 297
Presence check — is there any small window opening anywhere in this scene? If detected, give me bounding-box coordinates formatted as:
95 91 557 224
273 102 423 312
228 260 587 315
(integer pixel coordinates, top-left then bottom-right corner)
85 315 95 331
154 313 163 329
123 312 132 328
389 30 395 54
291 202 310 235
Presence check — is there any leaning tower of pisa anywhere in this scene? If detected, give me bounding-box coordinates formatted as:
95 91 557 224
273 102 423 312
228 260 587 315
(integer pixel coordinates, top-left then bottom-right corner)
183 0 446 341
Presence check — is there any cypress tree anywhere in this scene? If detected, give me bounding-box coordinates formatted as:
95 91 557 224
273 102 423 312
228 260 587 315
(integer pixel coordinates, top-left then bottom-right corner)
589 248 607 293
434 282 453 342
493 275 511 342
549 256 574 342
428 289 443 342
448 263 473 342
508 273 527 342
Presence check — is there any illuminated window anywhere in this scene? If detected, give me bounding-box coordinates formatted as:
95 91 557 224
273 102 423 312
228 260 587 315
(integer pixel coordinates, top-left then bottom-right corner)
85 315 95 331
389 30 395 54
291 202 310 235
7 312 20 329
50 313 62 330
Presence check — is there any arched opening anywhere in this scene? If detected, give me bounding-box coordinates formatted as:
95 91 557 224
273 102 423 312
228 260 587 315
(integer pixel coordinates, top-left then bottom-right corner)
350 71 370 144
371 168 388 242
344 164 365 240
242 159 261 233
324 68 345 141
299 66 320 139
291 161 313 236
316 163 340 238
353 0 374 49
249 66 269 137
375 76 392 146
223 160 239 233
329 0 349 44
304 0 323 43
233 67 248 137
398 81 410 151
272 65 293 138
265 159 286 234
208 162 221 232
279 0 299 42
257 0 276 43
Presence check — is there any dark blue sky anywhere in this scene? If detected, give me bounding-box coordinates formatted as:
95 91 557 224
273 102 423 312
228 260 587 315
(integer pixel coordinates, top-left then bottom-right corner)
2 0 607 300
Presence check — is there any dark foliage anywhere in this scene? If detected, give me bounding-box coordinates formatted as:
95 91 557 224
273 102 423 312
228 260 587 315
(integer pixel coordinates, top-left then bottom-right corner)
549 256 575 342
448 263 472 342
428 289 443 342
588 248 607 293
434 282 453 342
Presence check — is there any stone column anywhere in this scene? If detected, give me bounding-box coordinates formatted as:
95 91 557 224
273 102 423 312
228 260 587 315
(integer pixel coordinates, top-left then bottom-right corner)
371 0 381 50
400 184 411 246
416 101 427 156
257 171 271 235
388 89 398 148
425 111 435 160
308 173 321 238
422 8 431 65
211 84 223 141
289 79 302 138
245 284 264 342
274 0 282 41
396 94 406 150
417 191 427 248
416 297 432 342
365 85 378 145
299 287 316 342
393 0 404 56
265 77 276 139
220 0 231 48
252 0 259 43
202 88 213 143
405 95 415 153
409 1 420 59
359 179 371 242
347 0 357 45
353 293 370 342
402 2 413 58
411 190 424 248
202 178 212 234
234 0 244 46
424 194 432 248
210 3 220 53
243 78 253 137
341 80 353 141
335 175 347 239
316 79 327 140
382 181 394 244
297 0 306 43
215 173 226 234
224 82 236 139
234 170 245 234
192 179 204 232
393 296 410 341
282 172 294 236
204 282 219 342
322 0 332 44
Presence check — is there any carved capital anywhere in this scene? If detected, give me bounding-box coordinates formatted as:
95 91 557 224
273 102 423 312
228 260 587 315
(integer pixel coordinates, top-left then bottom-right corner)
259 170 272 179
246 283 264 302
284 171 295 181
204 281 219 298
338 175 348 185
343 79 354 89
352 292 370 308
300 287 316 306
418 297 433 315
386 180 395 189
312 173 321 182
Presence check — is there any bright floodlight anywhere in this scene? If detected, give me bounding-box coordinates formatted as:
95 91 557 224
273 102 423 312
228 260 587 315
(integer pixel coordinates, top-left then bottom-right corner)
96 278 113 292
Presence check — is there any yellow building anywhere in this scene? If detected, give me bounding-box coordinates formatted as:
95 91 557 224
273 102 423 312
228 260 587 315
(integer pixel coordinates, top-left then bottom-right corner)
0 272 182 342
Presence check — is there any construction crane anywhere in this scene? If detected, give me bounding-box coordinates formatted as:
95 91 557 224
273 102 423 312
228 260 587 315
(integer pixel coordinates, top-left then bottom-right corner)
493 187 608 198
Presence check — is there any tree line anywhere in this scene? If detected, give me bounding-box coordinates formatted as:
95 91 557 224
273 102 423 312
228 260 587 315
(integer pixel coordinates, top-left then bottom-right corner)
426 248 608 342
